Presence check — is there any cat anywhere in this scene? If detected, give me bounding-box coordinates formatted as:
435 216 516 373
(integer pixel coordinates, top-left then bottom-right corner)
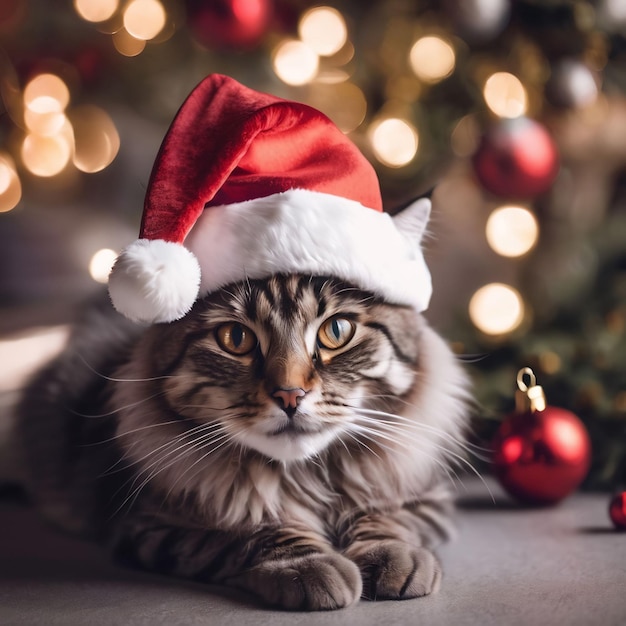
15 270 470 611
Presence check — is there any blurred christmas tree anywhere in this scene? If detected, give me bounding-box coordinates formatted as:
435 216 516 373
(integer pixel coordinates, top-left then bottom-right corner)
1 0 625 487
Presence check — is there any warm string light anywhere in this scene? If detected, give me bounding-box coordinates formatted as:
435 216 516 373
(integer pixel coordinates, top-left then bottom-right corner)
0 71 122 206
113 28 146 56
468 205 538 334
74 0 170 57
486 205 539 257
368 117 419 167
0 153 22 213
70 105 120 173
20 74 121 178
21 73 73 178
123 0 166 41
21 128 73 177
89 248 118 283
469 283 525 336
273 6 369 135
368 34 455 169
483 71 528 118
273 40 319 86
409 35 456 84
470 68 534 334
74 0 119 23
298 7 347 57
273 6 349 86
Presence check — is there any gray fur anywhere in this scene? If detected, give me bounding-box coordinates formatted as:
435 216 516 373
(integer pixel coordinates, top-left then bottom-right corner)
15 275 470 610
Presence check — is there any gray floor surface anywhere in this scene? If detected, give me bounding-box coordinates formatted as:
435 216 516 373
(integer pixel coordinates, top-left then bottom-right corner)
1 478 624 626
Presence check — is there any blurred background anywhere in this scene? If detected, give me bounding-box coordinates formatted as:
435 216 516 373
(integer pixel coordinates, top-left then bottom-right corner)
0 0 625 488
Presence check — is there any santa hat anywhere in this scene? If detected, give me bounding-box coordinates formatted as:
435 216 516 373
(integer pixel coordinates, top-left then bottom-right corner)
108 74 432 323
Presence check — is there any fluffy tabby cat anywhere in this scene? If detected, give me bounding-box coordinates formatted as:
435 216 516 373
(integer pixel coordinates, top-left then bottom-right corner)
15 270 470 610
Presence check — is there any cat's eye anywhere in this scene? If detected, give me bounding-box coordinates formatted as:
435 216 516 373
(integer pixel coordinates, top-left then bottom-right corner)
215 323 257 355
317 317 356 350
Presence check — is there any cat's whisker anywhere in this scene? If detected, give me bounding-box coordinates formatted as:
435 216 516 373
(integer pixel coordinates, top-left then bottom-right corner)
335 435 354 460
113 427 235 517
350 413 494 501
357 420 465 482
100 438 144 476
83 415 203 447
347 404 490 461
352 413 477 471
69 390 168 419
342 423 460 490
179 402 254 414
127 422 231 474
145 427 236 488
77 353 179 383
456 353 489 364
352 393 490 456
107 421 229 480
345 421 463 490
100 418 229 482
155 431 239 510
348 406 469 450
358 413 492 465
340 429 384 462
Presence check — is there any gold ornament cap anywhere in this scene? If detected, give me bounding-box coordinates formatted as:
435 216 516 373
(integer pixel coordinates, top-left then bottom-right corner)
515 367 547 413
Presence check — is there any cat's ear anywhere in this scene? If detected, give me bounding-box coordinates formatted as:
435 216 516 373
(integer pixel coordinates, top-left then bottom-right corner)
391 197 431 244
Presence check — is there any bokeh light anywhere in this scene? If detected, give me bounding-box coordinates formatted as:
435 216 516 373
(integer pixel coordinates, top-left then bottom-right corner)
273 40 319 85
24 107 67 137
24 74 70 113
484 72 528 118
21 130 72 177
74 0 119 23
469 283 525 335
70 105 120 173
369 117 419 167
0 153 21 213
409 36 456 83
113 27 146 56
123 0 165 41
24 73 69 138
89 248 118 283
298 6 348 57
486 205 539 257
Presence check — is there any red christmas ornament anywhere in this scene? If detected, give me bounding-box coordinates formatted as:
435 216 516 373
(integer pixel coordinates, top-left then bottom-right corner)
609 492 626 530
186 0 273 49
472 117 560 199
492 368 591 505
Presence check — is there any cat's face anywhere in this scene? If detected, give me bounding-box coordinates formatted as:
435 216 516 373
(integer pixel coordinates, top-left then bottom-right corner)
151 274 423 463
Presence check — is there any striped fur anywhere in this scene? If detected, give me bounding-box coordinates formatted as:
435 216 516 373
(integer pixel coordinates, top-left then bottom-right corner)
16 274 470 610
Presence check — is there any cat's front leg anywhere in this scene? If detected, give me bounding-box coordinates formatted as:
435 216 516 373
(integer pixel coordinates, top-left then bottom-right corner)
112 515 361 611
341 510 443 601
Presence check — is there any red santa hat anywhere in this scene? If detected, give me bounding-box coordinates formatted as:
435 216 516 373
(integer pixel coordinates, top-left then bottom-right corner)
108 74 432 323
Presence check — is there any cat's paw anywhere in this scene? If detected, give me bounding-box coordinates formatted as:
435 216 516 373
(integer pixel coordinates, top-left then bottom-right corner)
349 541 441 601
230 552 362 611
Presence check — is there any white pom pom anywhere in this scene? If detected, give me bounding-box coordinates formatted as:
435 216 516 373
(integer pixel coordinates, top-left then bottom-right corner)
108 239 201 323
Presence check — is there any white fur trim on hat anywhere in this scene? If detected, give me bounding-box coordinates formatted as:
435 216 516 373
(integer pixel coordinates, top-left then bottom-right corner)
108 239 201 323
185 189 433 311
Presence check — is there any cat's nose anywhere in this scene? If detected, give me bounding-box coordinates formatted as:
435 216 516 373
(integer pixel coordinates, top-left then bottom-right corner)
271 387 306 413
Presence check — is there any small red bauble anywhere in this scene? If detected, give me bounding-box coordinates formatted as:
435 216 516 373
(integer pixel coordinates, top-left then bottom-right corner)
492 368 591 505
609 492 626 530
472 117 560 199
186 0 273 50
